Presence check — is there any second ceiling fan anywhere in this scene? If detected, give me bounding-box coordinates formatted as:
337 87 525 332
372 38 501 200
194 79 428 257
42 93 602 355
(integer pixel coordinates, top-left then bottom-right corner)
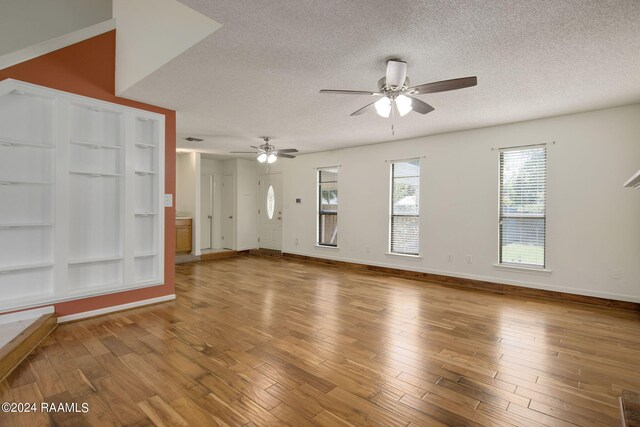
320 59 477 118
231 137 298 164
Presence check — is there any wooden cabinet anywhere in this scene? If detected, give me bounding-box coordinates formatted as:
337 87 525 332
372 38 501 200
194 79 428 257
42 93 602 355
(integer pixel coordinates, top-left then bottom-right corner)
176 218 192 254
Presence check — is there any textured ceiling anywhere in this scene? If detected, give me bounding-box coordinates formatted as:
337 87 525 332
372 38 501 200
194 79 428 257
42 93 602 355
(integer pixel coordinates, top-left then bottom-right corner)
120 0 640 157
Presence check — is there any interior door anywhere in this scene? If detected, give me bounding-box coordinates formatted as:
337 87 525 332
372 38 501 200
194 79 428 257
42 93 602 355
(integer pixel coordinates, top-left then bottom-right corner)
222 173 235 249
258 173 282 250
200 174 213 250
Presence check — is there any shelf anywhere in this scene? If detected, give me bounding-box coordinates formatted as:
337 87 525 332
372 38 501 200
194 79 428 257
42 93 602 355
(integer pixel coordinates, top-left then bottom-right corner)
70 139 121 150
624 169 640 189
0 262 53 273
0 137 53 149
69 171 122 178
133 279 161 286
68 256 123 265
68 283 125 296
135 212 157 216
135 143 156 149
135 170 157 176
135 252 157 258
0 180 52 185
0 223 53 229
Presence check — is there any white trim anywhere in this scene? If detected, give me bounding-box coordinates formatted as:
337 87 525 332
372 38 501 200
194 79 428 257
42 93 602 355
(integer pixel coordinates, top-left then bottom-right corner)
493 263 552 275
0 19 116 71
0 306 54 325
57 294 175 323
0 80 166 120
386 252 423 260
315 244 339 251
623 169 640 189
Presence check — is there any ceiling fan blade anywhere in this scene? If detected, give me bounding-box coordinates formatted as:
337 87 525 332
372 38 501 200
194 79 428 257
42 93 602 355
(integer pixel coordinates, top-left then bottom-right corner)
230 151 258 154
408 76 477 95
350 100 377 116
278 153 296 159
320 89 381 96
386 60 407 88
408 97 435 114
277 148 298 153
249 145 260 149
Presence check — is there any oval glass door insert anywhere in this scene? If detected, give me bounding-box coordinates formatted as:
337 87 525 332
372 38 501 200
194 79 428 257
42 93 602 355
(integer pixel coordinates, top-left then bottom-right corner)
266 185 275 219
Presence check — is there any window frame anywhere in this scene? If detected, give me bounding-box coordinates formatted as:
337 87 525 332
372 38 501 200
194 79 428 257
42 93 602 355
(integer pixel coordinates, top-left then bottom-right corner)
317 167 339 247
498 145 547 269
389 159 421 256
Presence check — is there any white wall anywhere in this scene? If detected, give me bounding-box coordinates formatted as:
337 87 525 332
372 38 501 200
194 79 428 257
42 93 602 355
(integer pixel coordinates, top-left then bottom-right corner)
0 0 112 56
113 0 221 94
175 152 196 217
271 104 640 303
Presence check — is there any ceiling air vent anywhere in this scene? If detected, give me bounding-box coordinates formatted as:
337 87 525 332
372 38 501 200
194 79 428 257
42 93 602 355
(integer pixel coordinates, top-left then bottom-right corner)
185 137 203 142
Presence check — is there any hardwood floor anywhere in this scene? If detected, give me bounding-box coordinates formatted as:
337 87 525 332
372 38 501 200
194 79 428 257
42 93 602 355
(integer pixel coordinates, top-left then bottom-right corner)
2 255 640 426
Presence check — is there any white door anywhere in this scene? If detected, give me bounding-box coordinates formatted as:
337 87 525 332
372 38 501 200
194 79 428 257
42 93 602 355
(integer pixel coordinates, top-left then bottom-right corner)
258 174 282 250
222 173 235 249
200 174 213 250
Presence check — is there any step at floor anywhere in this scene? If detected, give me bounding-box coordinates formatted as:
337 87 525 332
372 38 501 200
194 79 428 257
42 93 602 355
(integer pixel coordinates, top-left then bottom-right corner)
0 307 57 383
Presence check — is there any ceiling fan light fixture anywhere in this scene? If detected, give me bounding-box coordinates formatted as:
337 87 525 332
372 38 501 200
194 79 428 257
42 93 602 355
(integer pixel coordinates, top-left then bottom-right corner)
267 153 277 163
374 96 391 118
396 94 412 117
257 153 268 163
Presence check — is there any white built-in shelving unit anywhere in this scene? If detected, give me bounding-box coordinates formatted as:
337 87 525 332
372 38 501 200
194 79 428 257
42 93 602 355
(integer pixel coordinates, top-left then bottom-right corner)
0 79 164 312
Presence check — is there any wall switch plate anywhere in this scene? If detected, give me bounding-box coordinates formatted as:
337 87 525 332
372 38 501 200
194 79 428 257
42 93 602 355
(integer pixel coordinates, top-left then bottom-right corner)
164 194 173 207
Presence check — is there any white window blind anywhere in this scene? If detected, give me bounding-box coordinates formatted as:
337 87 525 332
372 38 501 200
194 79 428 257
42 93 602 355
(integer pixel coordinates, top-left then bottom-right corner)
318 167 338 246
499 146 546 267
390 160 420 255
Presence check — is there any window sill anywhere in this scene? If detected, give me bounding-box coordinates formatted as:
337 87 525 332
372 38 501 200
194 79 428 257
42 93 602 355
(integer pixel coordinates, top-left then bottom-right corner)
315 245 339 251
386 252 422 260
493 263 552 275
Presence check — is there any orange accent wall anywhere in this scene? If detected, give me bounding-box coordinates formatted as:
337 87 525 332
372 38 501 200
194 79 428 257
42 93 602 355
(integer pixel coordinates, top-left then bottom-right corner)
0 30 176 317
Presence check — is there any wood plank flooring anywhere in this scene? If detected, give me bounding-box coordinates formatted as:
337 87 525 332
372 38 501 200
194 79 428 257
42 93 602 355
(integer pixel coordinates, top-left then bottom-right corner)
2 255 640 426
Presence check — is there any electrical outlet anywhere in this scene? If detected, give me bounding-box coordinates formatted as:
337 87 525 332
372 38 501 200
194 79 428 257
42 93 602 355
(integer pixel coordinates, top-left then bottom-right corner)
447 254 453 262
465 255 473 264
612 270 622 280
295 238 299 246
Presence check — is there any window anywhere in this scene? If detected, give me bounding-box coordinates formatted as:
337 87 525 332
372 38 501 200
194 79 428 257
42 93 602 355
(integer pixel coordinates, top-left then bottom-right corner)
390 160 420 255
499 146 546 267
266 185 275 219
318 167 338 246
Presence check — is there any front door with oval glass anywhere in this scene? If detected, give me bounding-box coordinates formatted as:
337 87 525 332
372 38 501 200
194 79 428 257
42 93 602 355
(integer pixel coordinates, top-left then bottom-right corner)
258 173 282 250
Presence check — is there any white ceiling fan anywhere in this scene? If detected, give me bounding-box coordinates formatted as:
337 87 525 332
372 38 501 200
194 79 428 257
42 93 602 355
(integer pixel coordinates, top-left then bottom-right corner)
320 59 477 118
231 137 298 163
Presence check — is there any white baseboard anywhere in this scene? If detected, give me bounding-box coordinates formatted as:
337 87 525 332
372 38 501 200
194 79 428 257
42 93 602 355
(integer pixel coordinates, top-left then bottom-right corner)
57 294 176 323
